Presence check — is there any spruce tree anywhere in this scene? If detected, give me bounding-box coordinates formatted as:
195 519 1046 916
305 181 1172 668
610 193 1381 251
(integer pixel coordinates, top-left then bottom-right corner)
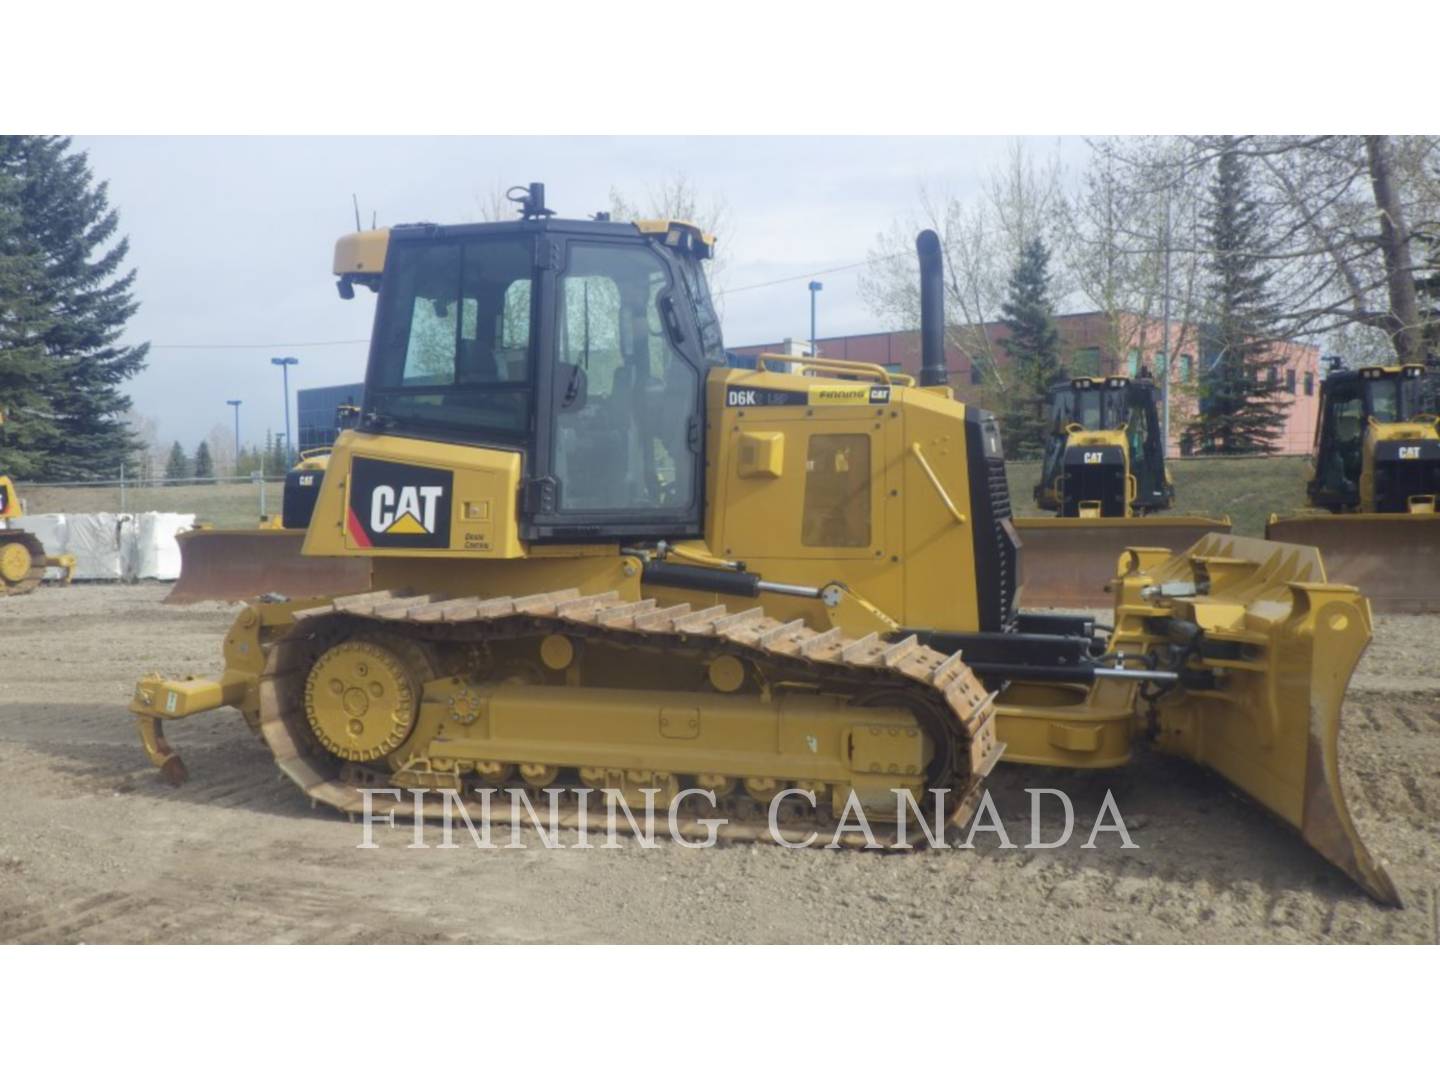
0 171 57 478
193 439 214 482
0 137 148 480
265 431 288 476
235 443 262 478
1188 138 1288 454
164 440 191 481
999 237 1063 458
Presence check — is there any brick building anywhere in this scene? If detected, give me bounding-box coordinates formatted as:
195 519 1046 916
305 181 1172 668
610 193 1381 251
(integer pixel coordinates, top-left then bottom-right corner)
731 312 1321 455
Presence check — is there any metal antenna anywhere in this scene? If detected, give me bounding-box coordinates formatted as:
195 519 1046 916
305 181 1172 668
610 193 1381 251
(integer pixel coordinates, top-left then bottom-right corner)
352 194 361 231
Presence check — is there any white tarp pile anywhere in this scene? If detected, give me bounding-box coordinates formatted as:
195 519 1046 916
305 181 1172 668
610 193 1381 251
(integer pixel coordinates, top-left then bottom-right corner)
10 512 195 581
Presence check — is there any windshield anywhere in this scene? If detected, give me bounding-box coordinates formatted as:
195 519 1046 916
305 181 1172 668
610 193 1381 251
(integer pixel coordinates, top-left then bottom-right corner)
1366 379 1401 422
1051 386 1116 431
366 236 534 440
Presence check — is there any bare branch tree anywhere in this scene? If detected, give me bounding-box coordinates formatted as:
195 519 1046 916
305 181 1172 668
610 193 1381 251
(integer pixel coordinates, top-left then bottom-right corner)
859 140 1067 413
1131 136 1440 362
608 174 733 313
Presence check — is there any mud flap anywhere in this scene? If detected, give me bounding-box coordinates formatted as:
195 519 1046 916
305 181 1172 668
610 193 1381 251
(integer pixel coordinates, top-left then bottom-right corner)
1266 512 1440 613
166 528 372 604
1118 535 1400 905
1015 515 1231 608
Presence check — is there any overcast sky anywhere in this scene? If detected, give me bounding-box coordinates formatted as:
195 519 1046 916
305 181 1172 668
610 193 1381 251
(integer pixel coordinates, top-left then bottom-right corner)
79 136 1089 454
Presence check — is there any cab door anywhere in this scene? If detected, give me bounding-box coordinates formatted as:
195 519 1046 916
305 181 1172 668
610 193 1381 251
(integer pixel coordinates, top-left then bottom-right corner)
527 238 708 542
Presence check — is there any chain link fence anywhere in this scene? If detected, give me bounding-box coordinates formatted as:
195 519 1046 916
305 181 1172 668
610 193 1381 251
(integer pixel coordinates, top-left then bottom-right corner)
16 473 286 530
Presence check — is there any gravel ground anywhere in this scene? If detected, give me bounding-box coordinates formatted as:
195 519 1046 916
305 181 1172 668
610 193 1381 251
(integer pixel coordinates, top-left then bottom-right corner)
0 584 1435 944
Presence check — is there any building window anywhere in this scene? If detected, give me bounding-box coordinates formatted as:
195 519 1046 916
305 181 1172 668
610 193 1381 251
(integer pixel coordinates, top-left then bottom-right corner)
1180 354 1193 382
1154 352 1167 381
1286 368 1296 394
1268 365 1278 385
1126 348 1139 377
970 363 983 385
1304 370 1315 396
1071 347 1101 377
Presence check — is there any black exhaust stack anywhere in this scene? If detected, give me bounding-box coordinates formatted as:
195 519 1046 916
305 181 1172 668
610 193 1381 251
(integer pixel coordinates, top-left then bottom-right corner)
916 229 947 387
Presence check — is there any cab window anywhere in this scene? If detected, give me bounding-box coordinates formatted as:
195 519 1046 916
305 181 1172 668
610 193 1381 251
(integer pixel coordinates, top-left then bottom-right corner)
370 237 534 440
1318 386 1363 492
1366 379 1399 422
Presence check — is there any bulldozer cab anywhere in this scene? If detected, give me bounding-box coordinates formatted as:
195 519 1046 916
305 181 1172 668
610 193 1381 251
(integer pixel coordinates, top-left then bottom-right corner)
1310 364 1439 510
347 190 724 545
1036 375 1170 516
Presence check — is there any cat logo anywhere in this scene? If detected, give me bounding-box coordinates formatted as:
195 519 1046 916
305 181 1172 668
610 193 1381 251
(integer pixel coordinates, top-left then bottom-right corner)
370 485 444 535
346 457 453 549
298 474 316 487
1399 445 1421 460
1083 451 1104 465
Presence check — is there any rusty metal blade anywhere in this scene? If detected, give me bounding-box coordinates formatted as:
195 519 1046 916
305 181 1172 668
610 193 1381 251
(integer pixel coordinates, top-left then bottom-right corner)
165 529 372 604
1014 515 1232 608
1266 512 1440 613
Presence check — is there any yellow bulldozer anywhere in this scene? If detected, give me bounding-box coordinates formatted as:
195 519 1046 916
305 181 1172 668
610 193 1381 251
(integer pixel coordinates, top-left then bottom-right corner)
1266 360 1440 611
1015 374 1230 607
0 412 75 596
130 185 1397 903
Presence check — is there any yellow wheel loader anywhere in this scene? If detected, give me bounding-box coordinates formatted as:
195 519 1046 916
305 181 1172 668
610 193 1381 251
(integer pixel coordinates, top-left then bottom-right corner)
131 185 1396 903
1015 375 1230 608
0 413 76 596
165 407 370 603
1266 361 1440 612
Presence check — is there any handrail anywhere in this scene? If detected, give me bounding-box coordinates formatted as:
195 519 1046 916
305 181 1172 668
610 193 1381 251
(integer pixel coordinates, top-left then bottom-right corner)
755 353 916 387
909 442 966 525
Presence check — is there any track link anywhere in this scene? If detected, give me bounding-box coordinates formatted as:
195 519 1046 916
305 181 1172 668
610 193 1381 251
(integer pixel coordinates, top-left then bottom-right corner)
254 587 1004 847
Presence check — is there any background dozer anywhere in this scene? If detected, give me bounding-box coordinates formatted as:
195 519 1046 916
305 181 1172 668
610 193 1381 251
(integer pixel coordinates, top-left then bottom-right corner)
1266 360 1440 612
165 404 371 603
1015 374 1230 608
130 186 1396 903
0 411 75 596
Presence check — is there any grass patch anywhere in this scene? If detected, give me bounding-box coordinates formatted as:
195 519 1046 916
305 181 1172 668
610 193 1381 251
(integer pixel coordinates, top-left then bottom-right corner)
18 481 285 530
1005 455 1312 537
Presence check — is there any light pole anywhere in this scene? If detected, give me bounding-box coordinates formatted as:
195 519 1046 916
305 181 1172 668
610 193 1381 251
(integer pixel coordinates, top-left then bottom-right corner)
270 357 299 466
225 399 242 469
808 280 823 357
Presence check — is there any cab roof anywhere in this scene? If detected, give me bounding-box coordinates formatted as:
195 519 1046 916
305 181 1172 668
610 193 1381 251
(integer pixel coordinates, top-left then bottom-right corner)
332 216 715 294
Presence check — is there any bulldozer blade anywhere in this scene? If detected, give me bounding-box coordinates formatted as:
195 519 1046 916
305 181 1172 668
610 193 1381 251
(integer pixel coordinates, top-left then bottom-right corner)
165 528 372 604
1115 534 1399 905
1014 515 1232 609
1265 512 1440 613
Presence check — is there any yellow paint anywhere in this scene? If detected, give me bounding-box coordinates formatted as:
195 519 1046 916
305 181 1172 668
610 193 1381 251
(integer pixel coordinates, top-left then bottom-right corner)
331 228 390 276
